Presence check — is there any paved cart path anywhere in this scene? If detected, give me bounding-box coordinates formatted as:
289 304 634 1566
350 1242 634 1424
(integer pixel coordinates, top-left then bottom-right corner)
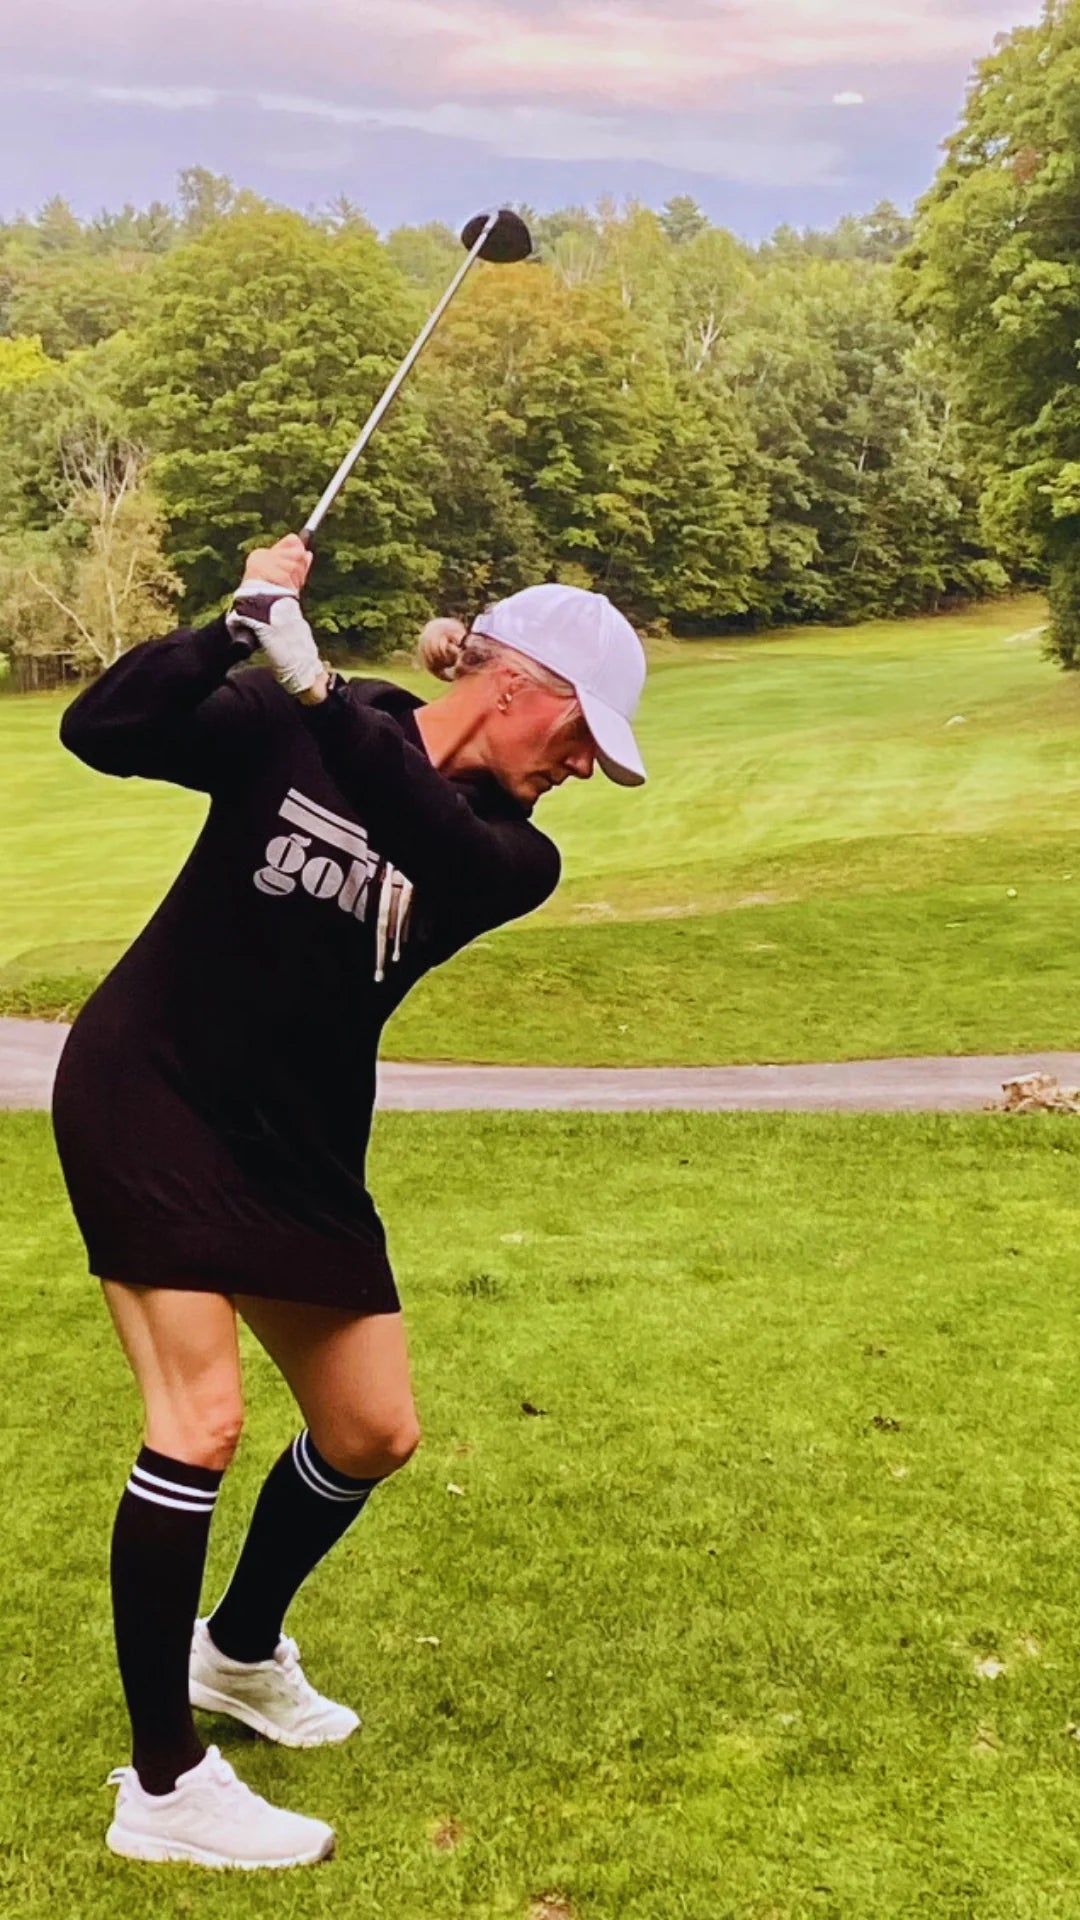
2 1018 1078 1115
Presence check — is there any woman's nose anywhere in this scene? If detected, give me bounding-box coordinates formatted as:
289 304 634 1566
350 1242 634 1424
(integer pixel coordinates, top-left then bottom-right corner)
567 745 596 781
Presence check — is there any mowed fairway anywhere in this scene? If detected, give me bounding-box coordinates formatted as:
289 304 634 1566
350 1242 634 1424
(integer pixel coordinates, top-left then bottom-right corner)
4 594 1080 1063
6 1108 1080 1918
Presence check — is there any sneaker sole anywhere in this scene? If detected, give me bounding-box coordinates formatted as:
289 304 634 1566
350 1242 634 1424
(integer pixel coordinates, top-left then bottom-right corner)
106 1821 335 1869
189 1678 360 1749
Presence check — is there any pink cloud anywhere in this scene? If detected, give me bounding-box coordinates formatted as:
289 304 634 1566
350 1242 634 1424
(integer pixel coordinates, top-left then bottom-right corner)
4 0 1039 113
441 2 1036 105
0 0 1043 203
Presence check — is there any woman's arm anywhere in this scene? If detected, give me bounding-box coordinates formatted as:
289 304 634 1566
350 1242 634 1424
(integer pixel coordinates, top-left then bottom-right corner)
303 681 561 924
225 532 559 923
59 536 313 794
58 618 266 793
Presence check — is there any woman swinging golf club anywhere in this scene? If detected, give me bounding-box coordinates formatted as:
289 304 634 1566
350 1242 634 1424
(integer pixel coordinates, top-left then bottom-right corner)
53 533 647 1868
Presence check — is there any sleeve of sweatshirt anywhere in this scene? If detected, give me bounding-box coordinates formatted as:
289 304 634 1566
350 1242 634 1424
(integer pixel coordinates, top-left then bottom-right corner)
58 617 276 794
302 678 561 927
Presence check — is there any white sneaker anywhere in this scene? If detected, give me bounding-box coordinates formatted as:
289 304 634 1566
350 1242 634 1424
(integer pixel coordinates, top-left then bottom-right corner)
190 1620 361 1749
105 1745 335 1869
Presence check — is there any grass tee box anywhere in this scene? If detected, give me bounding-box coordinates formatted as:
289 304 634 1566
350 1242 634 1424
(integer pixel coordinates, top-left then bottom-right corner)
4 594 1080 1065
5 1108 1080 1917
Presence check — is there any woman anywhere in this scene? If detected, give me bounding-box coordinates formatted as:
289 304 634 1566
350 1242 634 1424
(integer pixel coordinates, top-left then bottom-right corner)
53 533 646 1870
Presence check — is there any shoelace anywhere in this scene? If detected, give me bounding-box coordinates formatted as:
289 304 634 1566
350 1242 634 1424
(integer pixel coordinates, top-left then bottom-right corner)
200 1751 266 1810
105 1746 256 1802
273 1635 310 1696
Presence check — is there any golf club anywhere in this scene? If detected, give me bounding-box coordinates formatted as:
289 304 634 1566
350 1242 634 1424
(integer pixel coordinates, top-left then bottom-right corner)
300 207 532 548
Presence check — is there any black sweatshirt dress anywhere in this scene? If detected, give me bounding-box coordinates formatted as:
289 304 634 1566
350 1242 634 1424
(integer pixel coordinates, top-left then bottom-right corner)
51 617 560 1312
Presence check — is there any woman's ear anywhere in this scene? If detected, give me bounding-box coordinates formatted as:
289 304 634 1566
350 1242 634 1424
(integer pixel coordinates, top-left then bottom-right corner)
492 663 522 714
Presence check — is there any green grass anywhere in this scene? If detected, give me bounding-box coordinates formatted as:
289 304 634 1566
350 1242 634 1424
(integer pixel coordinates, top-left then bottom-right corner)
6 1108 1080 1916
6 594 1080 1062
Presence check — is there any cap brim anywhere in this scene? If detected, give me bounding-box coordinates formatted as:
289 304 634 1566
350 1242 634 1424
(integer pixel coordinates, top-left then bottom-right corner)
579 688 646 787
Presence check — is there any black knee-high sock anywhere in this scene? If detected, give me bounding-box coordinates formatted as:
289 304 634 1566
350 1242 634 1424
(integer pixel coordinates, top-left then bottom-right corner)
111 1447 223 1795
208 1431 380 1663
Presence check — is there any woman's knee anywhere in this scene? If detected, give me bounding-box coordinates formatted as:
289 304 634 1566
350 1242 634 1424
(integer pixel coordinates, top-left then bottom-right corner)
147 1390 245 1471
379 1412 421 1476
315 1406 420 1480
103 1280 243 1471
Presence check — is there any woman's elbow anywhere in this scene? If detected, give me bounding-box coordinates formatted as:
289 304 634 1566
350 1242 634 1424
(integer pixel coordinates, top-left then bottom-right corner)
59 691 117 772
59 695 87 755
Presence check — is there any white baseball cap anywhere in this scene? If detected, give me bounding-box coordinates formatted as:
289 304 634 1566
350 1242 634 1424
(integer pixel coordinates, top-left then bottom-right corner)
472 583 646 786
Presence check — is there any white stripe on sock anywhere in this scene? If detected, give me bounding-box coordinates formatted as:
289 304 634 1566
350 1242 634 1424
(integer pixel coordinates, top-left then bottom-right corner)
292 1432 370 1503
125 1479 218 1514
300 1430 373 1501
130 1465 219 1504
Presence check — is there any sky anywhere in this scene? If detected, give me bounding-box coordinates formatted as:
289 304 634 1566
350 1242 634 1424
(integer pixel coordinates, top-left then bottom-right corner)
0 0 1045 238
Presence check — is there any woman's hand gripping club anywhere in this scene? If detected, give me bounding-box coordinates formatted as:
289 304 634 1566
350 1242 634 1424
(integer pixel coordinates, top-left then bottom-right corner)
226 535 330 705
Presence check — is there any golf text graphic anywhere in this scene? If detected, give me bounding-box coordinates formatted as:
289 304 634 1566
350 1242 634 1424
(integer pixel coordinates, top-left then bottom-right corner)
254 789 413 965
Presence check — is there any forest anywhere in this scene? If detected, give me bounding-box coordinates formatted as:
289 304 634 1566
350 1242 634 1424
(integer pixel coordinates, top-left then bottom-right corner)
0 0 1077 672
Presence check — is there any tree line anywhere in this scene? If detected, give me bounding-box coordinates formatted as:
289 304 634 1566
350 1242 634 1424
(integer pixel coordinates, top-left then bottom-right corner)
1 2 1076 674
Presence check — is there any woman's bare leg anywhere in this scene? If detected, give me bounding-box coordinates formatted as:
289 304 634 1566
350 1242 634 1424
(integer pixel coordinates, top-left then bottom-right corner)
235 1298 418 1476
204 1301 418 1667
103 1281 243 1466
102 1281 243 1790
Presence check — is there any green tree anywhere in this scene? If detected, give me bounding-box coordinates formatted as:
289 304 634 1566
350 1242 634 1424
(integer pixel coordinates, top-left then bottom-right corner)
34 196 84 253
766 202 915 265
0 347 179 670
722 257 996 624
416 367 549 611
901 0 1080 658
7 251 159 357
88 200 177 255
669 226 754 376
177 167 250 234
659 196 710 246
0 336 53 391
126 207 439 647
385 222 461 292
0 482 180 674
0 338 132 531
530 206 598 260
318 196 377 239
434 268 661 607
596 200 674 321
640 373 766 625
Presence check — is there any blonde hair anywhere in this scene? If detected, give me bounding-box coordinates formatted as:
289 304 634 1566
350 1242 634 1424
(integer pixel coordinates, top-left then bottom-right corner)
416 617 497 682
416 615 570 696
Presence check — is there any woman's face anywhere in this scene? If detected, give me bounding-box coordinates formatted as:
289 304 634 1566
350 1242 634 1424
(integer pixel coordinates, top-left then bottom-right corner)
490 670 597 807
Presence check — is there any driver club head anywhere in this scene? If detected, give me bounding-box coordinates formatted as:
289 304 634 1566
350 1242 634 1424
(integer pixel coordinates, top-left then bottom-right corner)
460 208 533 264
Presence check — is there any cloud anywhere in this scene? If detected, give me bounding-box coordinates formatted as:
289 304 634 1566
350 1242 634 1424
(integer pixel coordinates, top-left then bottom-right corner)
93 84 220 112
19 76 222 113
3 1 1037 115
0 0 1042 222
441 1 1023 104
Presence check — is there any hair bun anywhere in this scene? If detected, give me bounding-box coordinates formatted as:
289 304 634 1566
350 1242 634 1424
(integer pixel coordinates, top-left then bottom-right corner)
416 616 468 681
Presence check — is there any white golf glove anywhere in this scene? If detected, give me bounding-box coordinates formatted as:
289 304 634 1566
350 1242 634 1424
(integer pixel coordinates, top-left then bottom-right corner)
226 579 325 698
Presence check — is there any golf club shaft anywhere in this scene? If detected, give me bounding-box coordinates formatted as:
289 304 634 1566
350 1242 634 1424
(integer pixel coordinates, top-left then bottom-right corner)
301 210 500 546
